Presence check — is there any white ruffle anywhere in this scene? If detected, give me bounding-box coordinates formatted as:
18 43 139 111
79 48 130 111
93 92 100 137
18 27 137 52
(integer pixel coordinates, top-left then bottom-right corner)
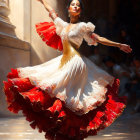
53 17 98 46
54 17 68 35
86 22 95 32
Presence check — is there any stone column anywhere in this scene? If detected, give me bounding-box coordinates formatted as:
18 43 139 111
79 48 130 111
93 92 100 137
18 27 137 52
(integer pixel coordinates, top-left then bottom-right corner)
0 0 15 37
0 0 30 117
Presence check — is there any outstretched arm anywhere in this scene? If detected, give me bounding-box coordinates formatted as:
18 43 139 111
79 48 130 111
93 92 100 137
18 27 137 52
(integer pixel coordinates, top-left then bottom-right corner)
37 0 58 20
91 33 132 53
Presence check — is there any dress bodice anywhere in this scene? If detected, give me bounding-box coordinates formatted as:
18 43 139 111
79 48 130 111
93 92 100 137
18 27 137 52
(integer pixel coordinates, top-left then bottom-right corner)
54 17 98 68
54 17 98 47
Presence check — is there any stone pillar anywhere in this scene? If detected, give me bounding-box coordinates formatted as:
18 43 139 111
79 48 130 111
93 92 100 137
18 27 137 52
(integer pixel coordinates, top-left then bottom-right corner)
0 0 30 117
0 0 15 37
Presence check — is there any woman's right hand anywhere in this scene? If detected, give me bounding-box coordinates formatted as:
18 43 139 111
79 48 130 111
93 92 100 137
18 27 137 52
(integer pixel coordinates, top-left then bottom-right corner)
119 44 132 53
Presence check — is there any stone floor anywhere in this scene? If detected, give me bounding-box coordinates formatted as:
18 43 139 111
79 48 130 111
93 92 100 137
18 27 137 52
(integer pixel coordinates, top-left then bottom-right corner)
0 105 139 140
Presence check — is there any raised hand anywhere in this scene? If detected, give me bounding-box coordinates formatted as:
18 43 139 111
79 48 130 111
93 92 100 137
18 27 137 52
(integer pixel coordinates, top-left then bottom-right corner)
119 44 132 53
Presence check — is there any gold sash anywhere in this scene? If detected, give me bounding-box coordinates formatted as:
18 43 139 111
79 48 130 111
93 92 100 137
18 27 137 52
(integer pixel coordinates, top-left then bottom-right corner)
59 25 81 68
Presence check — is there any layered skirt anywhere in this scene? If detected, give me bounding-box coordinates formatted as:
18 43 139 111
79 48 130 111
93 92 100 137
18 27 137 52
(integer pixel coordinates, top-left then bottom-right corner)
3 54 127 140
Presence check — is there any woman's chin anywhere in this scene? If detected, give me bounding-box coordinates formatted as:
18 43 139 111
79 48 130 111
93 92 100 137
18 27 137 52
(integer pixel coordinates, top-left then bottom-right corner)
70 13 80 17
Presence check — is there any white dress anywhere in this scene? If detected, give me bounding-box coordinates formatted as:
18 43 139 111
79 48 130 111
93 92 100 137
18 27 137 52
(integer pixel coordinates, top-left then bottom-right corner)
4 17 127 139
17 17 115 115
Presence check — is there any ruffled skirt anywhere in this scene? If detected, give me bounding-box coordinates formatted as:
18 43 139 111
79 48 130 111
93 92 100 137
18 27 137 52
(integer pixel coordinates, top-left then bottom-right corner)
3 54 127 140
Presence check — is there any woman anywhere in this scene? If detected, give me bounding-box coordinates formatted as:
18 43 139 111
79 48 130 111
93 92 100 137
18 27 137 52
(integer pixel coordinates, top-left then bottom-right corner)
3 0 132 139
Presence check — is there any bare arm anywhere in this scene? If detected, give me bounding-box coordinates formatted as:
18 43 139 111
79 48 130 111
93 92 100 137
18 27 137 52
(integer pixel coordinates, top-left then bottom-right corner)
91 33 132 53
37 0 58 20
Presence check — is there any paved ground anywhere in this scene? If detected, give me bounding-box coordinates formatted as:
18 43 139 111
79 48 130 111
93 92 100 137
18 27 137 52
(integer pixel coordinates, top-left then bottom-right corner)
0 105 140 140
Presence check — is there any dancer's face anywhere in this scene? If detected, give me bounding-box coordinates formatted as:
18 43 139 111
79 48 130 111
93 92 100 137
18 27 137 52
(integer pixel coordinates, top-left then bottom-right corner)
68 0 81 17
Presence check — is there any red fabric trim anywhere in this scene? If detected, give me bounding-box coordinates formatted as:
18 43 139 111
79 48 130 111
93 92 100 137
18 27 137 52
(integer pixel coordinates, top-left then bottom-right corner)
35 22 63 51
3 68 127 140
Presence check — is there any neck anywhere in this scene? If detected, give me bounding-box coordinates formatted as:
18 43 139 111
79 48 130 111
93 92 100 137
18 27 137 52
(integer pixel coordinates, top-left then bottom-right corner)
70 15 79 23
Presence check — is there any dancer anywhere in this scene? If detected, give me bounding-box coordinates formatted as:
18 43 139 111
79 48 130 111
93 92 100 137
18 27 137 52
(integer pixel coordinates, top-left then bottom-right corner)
3 0 132 139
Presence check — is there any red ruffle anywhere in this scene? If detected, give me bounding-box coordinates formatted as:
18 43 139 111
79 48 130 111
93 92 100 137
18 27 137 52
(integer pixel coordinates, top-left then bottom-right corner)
35 22 63 51
3 68 127 140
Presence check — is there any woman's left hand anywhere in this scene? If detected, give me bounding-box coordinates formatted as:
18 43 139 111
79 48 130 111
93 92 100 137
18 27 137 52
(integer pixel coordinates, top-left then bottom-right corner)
119 44 132 53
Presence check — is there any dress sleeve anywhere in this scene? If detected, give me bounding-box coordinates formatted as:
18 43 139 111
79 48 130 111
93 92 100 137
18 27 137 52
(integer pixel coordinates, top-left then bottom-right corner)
54 17 68 36
35 21 63 51
83 22 98 46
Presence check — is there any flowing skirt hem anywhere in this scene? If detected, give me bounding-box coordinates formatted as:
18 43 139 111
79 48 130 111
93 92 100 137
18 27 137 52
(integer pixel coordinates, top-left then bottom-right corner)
3 68 127 140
